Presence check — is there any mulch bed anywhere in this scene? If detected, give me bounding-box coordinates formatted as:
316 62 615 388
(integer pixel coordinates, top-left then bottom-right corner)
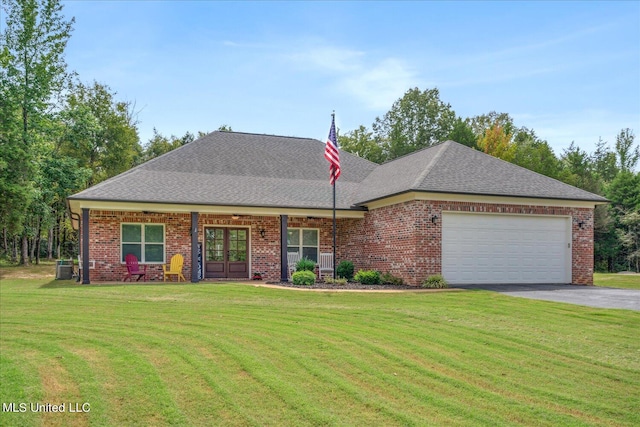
265 281 420 290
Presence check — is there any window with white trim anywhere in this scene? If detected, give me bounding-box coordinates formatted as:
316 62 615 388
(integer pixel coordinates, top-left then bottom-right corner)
121 223 165 263
287 228 319 263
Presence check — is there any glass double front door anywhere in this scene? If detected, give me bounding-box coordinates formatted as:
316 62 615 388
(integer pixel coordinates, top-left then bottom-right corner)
204 227 249 278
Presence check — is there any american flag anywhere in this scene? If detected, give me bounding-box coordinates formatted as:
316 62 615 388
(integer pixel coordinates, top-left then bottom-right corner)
324 115 341 185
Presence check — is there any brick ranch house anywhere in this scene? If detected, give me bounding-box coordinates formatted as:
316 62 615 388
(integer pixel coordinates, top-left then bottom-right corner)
67 131 607 286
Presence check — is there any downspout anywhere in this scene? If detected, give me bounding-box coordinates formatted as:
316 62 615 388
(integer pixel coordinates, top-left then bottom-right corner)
280 215 288 282
69 210 82 282
81 208 90 284
191 212 199 283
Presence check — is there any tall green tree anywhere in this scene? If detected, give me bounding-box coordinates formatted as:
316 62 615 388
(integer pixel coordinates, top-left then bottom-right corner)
58 81 141 186
338 125 384 164
615 128 639 172
618 210 640 272
559 142 602 194
607 171 640 214
1 0 74 264
591 138 619 182
138 129 195 164
372 87 456 160
512 128 561 179
447 117 477 149
468 111 515 139
598 132 639 272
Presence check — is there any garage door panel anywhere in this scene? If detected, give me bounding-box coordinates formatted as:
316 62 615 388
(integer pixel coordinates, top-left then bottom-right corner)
442 213 570 285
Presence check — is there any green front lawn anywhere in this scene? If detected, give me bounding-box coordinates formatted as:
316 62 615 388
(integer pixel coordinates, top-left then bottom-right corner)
594 272 640 289
1 277 638 426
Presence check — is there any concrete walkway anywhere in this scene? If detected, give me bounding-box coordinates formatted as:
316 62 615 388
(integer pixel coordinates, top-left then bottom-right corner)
451 283 640 311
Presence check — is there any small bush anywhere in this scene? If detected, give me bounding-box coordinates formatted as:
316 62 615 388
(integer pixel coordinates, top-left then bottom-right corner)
381 272 404 286
422 274 448 289
354 270 382 285
324 277 348 285
292 270 316 286
336 260 354 281
296 257 316 272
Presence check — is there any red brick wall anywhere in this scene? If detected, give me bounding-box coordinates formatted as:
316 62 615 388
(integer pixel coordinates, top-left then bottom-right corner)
571 208 594 285
338 202 425 284
85 202 594 285
84 212 338 283
84 211 191 281
339 200 594 286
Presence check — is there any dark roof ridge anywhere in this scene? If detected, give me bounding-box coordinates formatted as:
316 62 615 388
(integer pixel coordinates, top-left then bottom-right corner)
209 130 320 142
379 140 451 165
411 141 452 189
211 130 382 169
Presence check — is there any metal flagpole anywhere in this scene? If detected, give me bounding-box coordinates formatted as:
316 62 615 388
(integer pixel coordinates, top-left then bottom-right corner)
332 168 336 280
325 110 338 280
332 112 337 280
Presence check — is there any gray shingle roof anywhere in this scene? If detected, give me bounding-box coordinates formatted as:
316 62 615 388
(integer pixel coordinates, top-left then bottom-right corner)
69 131 378 210
355 140 608 204
69 132 607 210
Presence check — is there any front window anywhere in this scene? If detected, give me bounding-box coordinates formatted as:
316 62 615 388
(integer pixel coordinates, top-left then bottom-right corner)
121 223 165 263
287 228 319 262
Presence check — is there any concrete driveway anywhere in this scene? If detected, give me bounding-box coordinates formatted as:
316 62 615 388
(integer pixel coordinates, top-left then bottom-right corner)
452 283 640 311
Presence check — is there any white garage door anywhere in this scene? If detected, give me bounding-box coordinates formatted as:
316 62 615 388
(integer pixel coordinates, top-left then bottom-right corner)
442 213 571 284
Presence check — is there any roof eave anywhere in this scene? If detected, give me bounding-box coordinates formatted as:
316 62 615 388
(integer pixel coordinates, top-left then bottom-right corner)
66 197 368 229
355 189 609 207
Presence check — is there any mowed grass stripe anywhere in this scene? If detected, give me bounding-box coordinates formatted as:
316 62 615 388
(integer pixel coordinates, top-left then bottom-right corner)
116 310 419 425
324 299 639 423
296 314 602 426
1 279 639 426
5 335 188 426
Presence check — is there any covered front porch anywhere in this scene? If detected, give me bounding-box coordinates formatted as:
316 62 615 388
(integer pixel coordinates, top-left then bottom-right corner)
69 201 366 284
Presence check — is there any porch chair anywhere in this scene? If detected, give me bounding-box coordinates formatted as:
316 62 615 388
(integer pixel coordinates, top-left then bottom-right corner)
318 253 334 280
287 251 300 279
163 254 186 282
123 254 147 282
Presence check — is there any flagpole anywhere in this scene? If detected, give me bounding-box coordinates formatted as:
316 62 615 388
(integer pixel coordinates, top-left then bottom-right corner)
332 169 336 280
325 111 339 280
331 112 337 280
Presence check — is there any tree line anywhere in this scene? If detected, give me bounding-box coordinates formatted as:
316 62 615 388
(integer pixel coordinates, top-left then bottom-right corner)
0 0 199 264
2 1 638 272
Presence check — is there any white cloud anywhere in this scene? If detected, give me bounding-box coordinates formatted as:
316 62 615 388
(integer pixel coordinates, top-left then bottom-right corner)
288 47 365 72
288 44 420 110
340 58 420 110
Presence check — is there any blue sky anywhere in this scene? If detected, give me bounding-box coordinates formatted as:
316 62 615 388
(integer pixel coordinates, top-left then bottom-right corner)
60 1 639 156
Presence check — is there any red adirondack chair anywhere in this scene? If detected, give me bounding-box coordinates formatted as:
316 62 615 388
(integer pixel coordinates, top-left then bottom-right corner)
123 254 147 282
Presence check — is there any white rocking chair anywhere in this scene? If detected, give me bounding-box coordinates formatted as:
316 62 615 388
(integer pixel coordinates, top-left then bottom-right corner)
287 252 300 279
318 253 334 280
